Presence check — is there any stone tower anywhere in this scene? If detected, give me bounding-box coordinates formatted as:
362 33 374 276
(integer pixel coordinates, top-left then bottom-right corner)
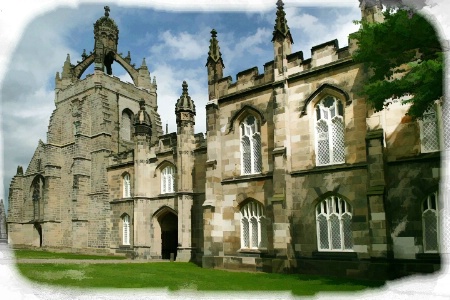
359 0 384 23
175 81 196 261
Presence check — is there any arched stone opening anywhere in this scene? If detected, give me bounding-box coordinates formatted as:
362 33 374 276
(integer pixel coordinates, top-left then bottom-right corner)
159 212 178 260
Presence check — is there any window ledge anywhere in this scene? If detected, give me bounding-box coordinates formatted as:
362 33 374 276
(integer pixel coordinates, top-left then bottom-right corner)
312 251 357 260
222 172 273 185
238 249 268 257
416 252 440 262
291 162 367 176
387 151 440 164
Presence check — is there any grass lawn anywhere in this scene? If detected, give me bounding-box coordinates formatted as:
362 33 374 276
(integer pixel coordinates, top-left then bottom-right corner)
16 262 385 296
13 249 126 260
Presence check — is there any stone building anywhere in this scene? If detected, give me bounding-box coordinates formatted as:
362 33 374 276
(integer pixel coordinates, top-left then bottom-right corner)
7 1 442 279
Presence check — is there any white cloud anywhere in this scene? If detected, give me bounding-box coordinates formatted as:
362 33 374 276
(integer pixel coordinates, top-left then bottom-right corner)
151 30 209 60
151 63 207 134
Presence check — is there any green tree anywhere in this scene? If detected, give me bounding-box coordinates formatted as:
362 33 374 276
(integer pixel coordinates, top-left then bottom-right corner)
350 8 443 118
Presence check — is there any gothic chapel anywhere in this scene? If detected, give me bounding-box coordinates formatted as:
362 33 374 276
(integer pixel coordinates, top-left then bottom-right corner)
7 1 442 279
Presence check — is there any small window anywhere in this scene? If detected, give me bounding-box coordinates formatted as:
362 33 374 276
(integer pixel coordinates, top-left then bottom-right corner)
316 195 353 251
240 115 262 175
315 96 345 166
31 177 44 220
121 110 132 141
420 105 439 153
161 166 175 194
423 191 439 253
122 214 130 245
123 173 131 198
240 201 267 250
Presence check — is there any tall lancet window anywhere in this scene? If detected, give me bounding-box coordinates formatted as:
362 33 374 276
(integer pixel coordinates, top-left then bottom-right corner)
122 214 130 246
315 96 345 166
423 191 439 253
240 115 262 175
31 176 44 220
420 105 440 153
161 165 175 194
123 173 131 198
121 110 132 141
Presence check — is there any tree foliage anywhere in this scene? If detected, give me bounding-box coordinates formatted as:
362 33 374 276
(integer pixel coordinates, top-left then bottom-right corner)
350 9 443 118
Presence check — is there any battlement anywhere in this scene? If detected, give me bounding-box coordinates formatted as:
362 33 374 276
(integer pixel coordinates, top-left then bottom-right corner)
214 38 352 99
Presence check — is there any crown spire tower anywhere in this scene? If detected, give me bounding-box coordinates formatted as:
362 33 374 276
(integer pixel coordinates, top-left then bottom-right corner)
93 6 119 74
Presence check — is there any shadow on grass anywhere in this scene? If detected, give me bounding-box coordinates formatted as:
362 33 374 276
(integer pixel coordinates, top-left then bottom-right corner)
15 261 386 296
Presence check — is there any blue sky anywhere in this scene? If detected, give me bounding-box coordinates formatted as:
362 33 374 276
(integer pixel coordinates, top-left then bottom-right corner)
0 0 448 212
0 1 363 210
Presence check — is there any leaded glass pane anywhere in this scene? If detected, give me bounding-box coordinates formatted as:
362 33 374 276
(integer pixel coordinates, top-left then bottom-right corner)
242 136 251 174
330 214 341 249
316 120 330 165
251 217 258 248
317 214 329 250
422 106 439 152
342 214 353 249
253 133 262 173
242 219 249 248
331 117 345 163
423 210 438 252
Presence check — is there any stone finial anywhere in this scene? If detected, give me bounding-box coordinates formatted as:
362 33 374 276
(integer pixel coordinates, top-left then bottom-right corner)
272 0 293 43
175 81 196 115
206 29 224 67
141 57 147 68
16 165 23 175
66 54 71 63
133 99 152 136
81 49 88 60
104 6 110 17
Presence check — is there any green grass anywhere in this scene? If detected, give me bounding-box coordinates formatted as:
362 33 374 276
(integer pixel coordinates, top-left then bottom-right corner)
16 262 385 295
13 249 126 260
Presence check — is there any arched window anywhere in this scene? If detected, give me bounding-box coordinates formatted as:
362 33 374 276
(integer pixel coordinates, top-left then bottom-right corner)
315 96 345 166
122 214 130 245
240 201 267 250
423 191 439 253
420 105 439 153
161 165 175 194
123 173 131 198
31 176 44 220
121 110 132 141
316 195 353 251
240 115 262 175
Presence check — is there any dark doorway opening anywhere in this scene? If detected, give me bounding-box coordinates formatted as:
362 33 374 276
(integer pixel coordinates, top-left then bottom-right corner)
34 223 42 247
160 213 178 260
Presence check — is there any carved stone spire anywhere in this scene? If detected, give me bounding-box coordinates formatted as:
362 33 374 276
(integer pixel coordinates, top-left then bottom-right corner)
206 29 224 67
175 81 196 115
176 81 196 128
272 0 293 44
206 29 224 100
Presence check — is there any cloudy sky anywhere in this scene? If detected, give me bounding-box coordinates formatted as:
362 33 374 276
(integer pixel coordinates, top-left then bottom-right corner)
0 0 448 212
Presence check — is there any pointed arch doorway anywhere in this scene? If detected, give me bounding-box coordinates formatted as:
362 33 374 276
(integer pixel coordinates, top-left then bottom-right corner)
159 212 178 260
34 223 42 247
